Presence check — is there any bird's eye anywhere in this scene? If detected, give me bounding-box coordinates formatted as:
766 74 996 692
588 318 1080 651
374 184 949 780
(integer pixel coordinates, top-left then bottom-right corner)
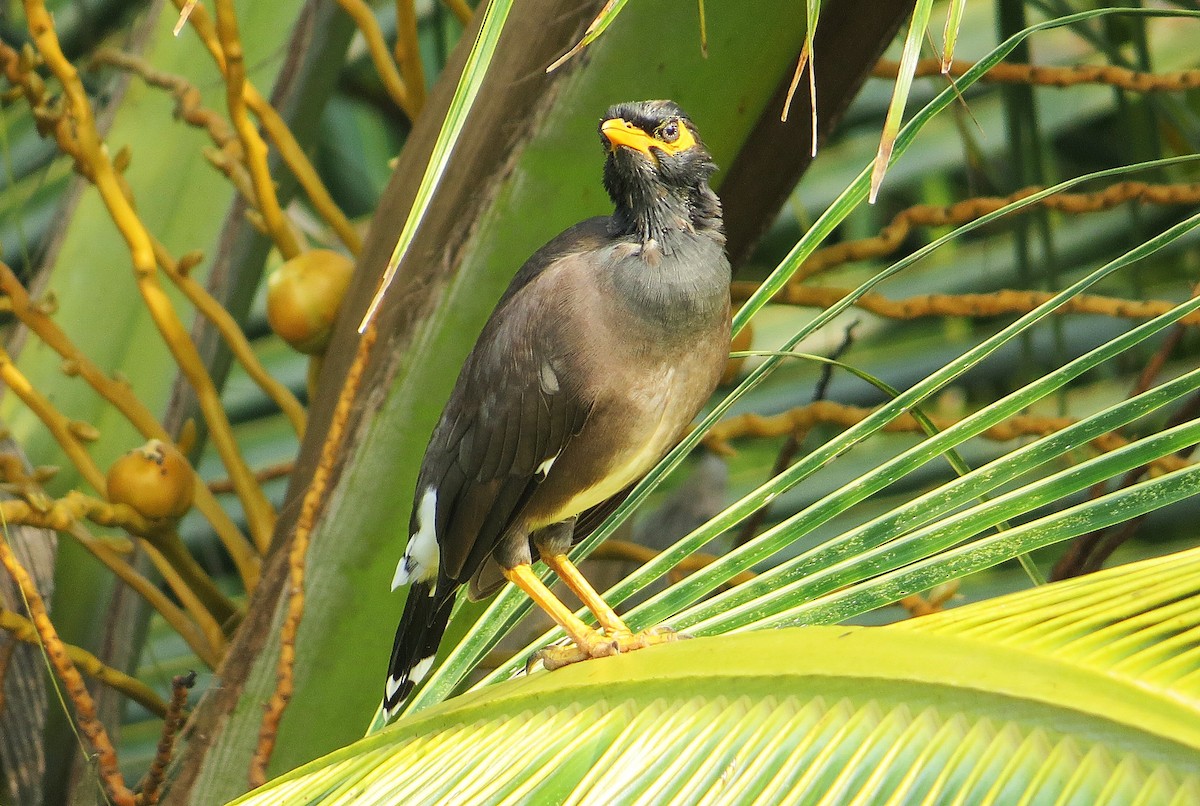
659 122 680 143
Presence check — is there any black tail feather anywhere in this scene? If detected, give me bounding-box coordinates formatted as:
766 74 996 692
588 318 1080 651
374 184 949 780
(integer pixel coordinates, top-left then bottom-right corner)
383 580 455 719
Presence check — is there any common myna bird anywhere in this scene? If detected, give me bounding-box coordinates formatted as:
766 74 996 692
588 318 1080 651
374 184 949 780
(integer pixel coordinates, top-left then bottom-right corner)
384 100 730 717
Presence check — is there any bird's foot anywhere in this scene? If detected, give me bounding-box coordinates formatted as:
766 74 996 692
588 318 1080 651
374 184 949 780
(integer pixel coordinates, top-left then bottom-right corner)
530 625 685 672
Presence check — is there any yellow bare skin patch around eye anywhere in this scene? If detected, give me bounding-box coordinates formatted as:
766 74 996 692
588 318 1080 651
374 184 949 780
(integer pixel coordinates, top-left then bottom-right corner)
601 117 696 160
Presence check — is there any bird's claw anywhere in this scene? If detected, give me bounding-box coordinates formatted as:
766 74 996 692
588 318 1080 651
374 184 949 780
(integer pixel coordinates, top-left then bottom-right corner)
637 625 688 643
528 625 685 672
532 642 607 672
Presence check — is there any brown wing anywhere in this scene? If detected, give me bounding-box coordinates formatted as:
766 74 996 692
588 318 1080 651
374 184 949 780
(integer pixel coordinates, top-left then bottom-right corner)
409 221 609 586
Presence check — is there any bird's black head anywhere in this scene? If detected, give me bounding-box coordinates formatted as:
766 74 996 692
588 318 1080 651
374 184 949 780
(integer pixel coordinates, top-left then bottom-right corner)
599 100 722 246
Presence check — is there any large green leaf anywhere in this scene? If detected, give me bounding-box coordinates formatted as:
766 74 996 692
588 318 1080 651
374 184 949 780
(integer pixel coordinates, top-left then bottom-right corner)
231 545 1200 804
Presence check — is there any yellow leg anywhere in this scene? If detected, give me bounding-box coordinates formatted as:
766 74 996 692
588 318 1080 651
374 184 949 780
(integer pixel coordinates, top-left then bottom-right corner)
539 551 631 636
505 560 684 673
501 564 616 659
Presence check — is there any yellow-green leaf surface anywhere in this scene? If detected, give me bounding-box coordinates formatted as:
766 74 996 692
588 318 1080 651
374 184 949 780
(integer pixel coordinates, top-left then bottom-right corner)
901 545 1200 697
233 546 1200 805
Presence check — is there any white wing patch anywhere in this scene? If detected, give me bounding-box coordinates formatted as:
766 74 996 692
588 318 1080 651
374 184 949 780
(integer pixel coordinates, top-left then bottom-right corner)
536 453 559 479
410 655 435 683
391 486 440 590
539 362 560 394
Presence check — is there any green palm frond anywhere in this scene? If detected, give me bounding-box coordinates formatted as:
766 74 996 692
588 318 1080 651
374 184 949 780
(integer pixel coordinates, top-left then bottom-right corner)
903 545 1200 694
233 545 1200 804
